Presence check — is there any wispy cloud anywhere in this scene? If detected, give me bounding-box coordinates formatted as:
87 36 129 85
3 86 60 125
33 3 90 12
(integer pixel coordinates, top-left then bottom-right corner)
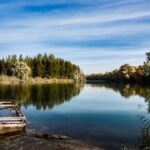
0 0 150 73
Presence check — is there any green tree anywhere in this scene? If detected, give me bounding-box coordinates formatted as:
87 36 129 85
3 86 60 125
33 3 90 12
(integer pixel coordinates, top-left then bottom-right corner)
146 52 150 62
0 53 83 81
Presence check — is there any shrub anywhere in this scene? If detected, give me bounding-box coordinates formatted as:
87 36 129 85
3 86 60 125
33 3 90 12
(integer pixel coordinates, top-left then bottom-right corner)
12 61 31 80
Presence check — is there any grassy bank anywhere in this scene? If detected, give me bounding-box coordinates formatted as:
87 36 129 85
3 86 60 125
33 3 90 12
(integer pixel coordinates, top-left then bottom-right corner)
0 75 74 84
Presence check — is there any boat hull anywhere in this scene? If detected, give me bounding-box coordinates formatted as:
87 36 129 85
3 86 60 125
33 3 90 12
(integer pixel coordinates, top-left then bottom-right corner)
0 101 27 134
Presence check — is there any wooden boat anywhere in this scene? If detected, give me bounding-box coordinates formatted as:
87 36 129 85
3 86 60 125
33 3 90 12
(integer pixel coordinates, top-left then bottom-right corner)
0 102 26 133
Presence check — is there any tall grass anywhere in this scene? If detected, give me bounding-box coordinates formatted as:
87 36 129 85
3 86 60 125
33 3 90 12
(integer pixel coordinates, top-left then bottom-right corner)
0 75 74 84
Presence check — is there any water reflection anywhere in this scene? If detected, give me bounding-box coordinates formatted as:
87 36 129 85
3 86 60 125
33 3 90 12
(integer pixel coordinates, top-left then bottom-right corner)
90 83 150 112
0 83 150 149
0 84 84 110
90 83 150 149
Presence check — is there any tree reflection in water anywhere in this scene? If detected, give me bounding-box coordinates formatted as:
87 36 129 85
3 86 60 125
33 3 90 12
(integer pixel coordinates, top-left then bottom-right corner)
0 84 84 110
0 83 149 149
90 83 150 149
90 83 150 112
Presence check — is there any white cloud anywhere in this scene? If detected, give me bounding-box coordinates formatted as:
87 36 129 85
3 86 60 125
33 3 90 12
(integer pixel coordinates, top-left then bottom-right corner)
0 0 149 73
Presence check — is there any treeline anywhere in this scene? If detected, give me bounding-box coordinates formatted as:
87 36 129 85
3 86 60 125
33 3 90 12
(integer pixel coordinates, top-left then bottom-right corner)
86 52 150 84
0 53 84 80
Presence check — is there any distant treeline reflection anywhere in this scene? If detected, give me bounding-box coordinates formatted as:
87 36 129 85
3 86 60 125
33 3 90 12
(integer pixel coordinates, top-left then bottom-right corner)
0 84 84 110
91 83 150 112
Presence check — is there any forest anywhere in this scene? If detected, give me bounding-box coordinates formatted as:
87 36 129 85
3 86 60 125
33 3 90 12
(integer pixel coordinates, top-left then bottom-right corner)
86 52 150 84
0 53 84 81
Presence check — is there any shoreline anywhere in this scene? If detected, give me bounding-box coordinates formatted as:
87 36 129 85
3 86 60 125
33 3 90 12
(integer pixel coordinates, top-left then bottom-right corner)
0 129 103 150
0 76 75 84
86 79 107 84
86 79 150 86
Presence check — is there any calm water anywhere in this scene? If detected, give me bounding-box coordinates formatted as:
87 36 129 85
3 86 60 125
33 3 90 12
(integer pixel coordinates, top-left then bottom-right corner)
0 83 150 150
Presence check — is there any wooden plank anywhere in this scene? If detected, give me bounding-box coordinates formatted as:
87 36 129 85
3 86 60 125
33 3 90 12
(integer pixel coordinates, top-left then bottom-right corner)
0 102 27 123
0 106 17 110
15 106 25 117
0 124 25 129
0 117 26 121
0 105 17 107
0 106 26 120
0 128 24 133
0 122 25 124
0 102 14 105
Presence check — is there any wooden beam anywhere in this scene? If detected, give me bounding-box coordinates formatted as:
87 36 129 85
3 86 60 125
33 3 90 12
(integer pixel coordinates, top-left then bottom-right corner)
0 102 14 104
0 122 25 124
0 117 26 121
0 106 17 110
0 105 17 107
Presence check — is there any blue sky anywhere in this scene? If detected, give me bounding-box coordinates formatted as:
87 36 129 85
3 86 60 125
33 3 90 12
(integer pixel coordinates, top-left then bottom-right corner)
0 0 150 74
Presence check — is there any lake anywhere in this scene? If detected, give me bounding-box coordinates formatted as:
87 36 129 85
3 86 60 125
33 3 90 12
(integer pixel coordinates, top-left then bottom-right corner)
0 83 150 150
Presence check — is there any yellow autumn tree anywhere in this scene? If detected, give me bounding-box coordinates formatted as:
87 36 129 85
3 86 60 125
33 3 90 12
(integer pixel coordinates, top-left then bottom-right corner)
12 61 31 80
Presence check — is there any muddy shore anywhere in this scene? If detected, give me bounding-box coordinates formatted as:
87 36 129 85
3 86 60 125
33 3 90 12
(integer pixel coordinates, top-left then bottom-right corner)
0 129 104 150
